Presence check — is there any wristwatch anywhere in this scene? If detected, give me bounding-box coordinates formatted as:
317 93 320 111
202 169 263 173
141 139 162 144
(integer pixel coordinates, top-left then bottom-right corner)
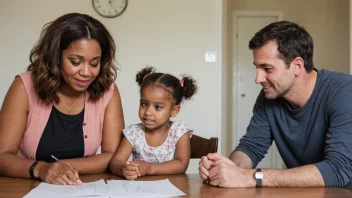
29 161 40 180
255 168 263 187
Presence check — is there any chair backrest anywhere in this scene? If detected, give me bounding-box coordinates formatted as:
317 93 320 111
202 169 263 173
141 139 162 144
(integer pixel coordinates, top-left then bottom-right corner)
190 134 218 158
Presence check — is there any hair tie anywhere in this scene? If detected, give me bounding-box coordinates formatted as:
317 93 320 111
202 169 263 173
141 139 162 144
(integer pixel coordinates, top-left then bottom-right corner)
143 71 153 81
179 79 184 87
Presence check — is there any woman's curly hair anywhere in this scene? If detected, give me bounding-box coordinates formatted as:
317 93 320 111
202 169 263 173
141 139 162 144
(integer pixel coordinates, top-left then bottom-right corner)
27 13 117 104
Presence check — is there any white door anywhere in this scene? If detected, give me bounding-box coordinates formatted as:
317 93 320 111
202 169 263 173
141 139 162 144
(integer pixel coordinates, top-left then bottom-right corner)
232 12 285 169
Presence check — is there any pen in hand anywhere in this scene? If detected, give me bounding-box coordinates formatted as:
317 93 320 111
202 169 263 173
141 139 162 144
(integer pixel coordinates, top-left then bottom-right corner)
51 155 82 185
51 155 60 162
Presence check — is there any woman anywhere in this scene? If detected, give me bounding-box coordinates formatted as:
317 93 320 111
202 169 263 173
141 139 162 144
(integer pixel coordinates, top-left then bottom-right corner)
0 13 124 185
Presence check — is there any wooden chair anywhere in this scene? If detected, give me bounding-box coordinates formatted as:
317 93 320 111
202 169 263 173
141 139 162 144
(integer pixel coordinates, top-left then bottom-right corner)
190 134 218 158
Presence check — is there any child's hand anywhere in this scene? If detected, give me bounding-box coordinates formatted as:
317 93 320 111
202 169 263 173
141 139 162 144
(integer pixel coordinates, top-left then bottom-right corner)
130 160 152 177
122 161 140 180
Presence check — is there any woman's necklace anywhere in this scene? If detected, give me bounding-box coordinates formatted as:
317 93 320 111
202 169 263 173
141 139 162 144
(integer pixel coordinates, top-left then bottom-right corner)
62 93 82 113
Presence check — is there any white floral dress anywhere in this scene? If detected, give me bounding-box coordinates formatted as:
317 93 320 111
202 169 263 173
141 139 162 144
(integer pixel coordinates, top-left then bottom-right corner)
123 121 193 163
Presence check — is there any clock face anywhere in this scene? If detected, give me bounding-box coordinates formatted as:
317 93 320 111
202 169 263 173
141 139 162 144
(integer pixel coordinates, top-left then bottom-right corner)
92 0 128 18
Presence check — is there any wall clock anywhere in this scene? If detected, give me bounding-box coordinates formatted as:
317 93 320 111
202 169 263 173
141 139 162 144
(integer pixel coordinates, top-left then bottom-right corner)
92 0 128 18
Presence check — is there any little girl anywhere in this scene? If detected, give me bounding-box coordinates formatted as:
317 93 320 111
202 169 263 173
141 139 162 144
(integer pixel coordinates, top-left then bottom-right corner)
109 66 197 180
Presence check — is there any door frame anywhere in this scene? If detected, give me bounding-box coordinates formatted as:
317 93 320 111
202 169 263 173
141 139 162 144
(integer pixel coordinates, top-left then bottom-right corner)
231 11 284 168
216 0 227 155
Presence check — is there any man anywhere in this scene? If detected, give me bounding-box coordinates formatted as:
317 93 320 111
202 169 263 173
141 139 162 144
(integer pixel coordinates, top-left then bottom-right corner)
199 21 352 190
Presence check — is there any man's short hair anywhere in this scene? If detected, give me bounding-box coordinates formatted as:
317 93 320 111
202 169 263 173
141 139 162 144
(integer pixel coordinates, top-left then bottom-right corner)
249 21 314 72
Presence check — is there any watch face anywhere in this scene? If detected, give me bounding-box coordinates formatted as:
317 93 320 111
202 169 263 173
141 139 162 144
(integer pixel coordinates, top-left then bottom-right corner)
92 0 128 18
255 172 264 179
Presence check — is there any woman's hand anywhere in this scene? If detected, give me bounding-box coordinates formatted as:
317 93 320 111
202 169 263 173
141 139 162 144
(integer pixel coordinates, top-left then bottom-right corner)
122 161 140 180
36 162 82 185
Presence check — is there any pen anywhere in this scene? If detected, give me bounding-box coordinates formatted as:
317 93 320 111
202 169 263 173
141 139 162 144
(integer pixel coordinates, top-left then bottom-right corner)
51 154 82 185
51 155 60 162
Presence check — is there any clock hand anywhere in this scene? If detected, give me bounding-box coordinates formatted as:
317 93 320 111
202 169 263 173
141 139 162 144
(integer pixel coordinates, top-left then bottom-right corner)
110 0 118 5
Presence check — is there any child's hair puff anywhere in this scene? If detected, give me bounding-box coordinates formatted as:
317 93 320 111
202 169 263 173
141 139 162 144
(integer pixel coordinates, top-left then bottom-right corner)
136 66 197 105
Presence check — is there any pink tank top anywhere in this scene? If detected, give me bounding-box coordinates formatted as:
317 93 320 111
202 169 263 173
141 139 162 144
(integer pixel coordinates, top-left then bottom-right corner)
17 72 114 160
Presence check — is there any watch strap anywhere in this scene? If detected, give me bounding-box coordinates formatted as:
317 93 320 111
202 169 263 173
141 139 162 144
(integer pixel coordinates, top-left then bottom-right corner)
256 168 262 187
29 161 40 180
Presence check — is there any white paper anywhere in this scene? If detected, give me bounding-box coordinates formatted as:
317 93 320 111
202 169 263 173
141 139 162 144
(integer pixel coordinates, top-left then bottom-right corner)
107 179 186 197
23 179 108 198
24 178 185 198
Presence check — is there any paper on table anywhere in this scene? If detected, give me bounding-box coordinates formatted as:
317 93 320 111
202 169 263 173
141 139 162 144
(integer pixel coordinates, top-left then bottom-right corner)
23 179 108 198
107 179 186 197
24 178 185 198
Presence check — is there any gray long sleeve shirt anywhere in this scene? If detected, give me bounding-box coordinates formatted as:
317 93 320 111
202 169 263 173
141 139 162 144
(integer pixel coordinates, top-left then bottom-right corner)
235 69 352 190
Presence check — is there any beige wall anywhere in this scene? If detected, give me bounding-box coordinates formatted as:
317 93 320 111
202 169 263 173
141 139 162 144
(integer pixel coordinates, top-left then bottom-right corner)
227 0 349 72
226 0 349 154
0 0 221 173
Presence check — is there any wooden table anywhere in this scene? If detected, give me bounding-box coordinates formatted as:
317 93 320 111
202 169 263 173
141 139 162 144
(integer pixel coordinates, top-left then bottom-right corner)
1 174 352 198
